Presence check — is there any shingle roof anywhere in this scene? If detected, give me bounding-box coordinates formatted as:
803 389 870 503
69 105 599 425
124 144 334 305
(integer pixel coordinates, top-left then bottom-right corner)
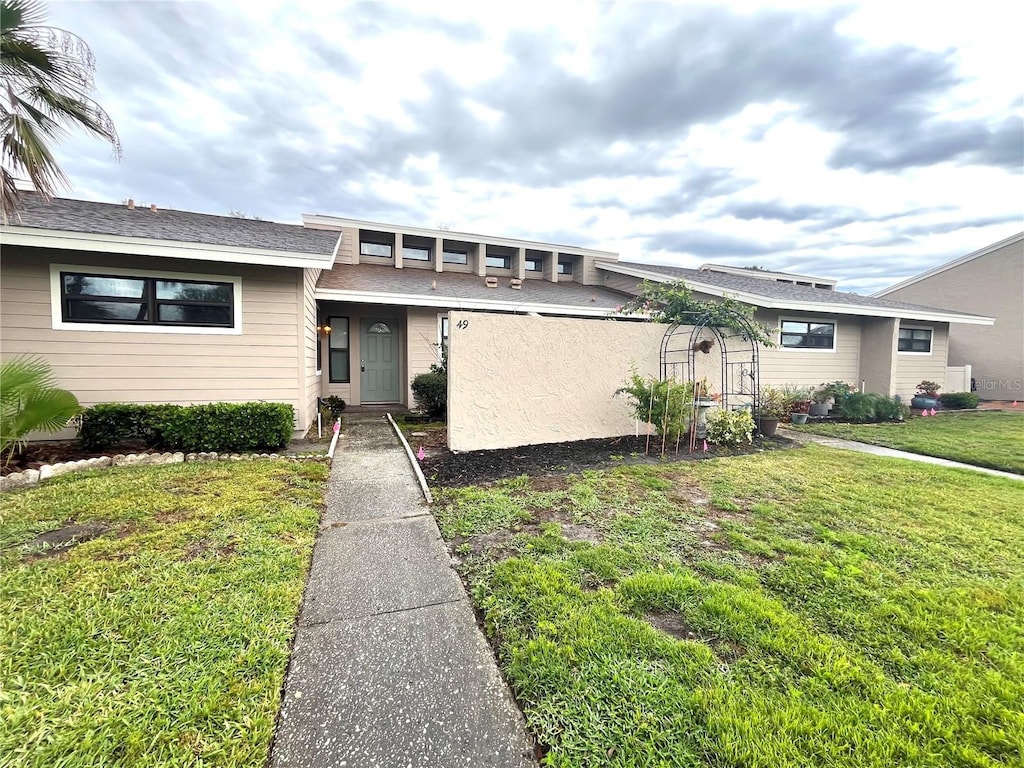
5 194 340 256
317 264 626 310
608 262 987 319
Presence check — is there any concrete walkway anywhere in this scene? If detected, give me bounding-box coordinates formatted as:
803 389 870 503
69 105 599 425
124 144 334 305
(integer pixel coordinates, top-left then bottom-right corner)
781 428 1023 481
271 415 535 768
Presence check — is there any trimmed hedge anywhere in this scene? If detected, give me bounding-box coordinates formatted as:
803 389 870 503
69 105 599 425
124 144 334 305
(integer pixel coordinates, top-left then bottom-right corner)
411 372 446 419
938 392 980 410
79 402 294 453
78 403 178 452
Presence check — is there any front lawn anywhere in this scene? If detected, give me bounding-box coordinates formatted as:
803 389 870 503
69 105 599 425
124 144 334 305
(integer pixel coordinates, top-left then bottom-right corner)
435 445 1024 767
0 460 328 768
791 410 1024 474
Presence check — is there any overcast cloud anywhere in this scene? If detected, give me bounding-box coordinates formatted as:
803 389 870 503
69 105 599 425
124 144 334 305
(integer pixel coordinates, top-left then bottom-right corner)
40 0 1024 293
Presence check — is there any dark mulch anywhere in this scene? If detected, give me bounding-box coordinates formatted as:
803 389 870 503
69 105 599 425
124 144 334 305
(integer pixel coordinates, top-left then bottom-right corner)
421 433 797 488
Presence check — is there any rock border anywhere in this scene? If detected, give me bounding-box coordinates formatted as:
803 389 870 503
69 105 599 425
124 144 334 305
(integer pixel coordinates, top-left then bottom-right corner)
0 451 331 493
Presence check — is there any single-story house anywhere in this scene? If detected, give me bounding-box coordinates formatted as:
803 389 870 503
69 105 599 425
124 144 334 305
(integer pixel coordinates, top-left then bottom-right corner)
0 195 995 441
596 261 994 400
873 231 1023 401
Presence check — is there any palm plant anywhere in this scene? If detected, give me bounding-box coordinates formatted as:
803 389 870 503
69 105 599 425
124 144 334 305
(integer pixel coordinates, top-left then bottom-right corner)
1 0 120 221
0 356 81 467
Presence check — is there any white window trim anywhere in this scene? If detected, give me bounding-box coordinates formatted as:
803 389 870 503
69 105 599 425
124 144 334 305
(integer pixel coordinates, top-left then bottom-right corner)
777 315 837 353
897 324 934 356
49 263 242 335
437 313 449 363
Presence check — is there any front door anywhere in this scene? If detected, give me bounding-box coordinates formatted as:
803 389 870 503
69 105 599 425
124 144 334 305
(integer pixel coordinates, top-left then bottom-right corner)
360 318 399 403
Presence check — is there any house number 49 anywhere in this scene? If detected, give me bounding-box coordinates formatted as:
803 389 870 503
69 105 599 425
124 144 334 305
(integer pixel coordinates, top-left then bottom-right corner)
456 319 469 329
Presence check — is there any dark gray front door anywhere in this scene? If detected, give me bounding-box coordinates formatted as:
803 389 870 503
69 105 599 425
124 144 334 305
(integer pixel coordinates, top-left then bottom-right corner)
360 318 399 402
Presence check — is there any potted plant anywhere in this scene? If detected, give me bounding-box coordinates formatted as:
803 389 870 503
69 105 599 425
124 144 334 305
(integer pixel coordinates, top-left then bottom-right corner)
812 381 857 417
783 384 813 424
809 385 832 417
755 385 787 437
911 381 941 411
692 377 718 439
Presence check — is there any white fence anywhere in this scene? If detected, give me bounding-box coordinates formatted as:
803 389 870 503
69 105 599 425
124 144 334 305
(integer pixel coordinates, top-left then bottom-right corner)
946 364 973 394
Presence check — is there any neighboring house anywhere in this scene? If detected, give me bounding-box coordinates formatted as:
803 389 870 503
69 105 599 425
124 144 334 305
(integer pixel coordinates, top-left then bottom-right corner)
596 261 994 400
0 195 997 440
874 232 1024 401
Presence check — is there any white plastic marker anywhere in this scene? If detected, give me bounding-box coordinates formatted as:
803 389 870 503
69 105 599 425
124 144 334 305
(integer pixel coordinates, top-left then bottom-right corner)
326 418 341 458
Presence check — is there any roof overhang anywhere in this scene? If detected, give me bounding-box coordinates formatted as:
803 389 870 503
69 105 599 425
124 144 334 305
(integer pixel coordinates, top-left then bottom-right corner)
302 214 619 259
597 261 994 326
1 226 340 270
315 287 628 317
873 230 1024 297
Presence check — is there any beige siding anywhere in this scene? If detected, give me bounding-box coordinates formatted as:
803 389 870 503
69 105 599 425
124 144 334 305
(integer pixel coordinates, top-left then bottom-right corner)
406 308 443 407
882 239 1023 399
301 267 322 432
756 309 862 390
1 246 306 433
603 271 643 295
448 312 665 451
894 322 949 400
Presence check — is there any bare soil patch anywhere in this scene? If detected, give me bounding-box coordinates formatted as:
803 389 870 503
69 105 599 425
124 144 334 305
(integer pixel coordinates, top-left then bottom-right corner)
21 521 109 559
423 434 796 488
184 536 238 560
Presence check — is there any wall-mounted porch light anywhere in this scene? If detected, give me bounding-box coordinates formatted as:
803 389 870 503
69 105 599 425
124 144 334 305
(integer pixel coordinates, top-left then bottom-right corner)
316 324 332 335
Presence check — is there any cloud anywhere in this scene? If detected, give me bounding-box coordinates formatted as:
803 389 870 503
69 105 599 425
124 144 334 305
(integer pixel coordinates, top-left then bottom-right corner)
30 0 1021 292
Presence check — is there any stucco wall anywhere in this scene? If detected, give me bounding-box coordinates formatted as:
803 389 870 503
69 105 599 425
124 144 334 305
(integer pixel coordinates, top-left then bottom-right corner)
881 238 1023 399
447 312 665 451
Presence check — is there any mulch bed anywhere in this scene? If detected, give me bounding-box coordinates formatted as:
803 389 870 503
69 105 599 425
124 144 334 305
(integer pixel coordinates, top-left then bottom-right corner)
1 441 155 476
420 432 797 488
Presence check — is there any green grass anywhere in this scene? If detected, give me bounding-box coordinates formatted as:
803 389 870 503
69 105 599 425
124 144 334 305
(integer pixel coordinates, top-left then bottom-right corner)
0 460 328 768
434 446 1024 767
792 410 1024 474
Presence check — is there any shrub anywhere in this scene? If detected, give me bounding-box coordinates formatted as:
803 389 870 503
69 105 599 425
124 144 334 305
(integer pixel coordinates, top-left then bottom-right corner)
321 395 347 419
815 380 857 404
160 402 294 452
411 372 447 419
756 385 788 419
833 393 908 423
79 403 178 452
916 380 941 397
939 392 979 409
616 373 695 442
781 384 814 414
706 409 754 446
79 402 294 452
1 356 82 466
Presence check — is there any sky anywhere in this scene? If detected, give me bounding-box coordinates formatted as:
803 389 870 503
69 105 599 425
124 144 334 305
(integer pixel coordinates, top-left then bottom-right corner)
41 0 1024 294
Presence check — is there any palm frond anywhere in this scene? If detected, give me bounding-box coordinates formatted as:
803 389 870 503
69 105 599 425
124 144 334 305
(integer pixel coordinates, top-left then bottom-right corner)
1 0 119 220
0 355 81 466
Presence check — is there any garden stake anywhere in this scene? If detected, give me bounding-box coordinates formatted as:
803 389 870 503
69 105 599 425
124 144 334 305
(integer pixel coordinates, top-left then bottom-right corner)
661 378 671 458
645 386 655 455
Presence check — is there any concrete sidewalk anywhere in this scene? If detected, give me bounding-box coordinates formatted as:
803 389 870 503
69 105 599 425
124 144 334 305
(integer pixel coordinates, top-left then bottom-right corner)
782 428 1023 481
271 415 535 768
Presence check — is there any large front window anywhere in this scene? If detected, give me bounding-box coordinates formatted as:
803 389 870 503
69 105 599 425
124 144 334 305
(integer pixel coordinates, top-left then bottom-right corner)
61 272 234 327
328 316 350 382
780 320 835 350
